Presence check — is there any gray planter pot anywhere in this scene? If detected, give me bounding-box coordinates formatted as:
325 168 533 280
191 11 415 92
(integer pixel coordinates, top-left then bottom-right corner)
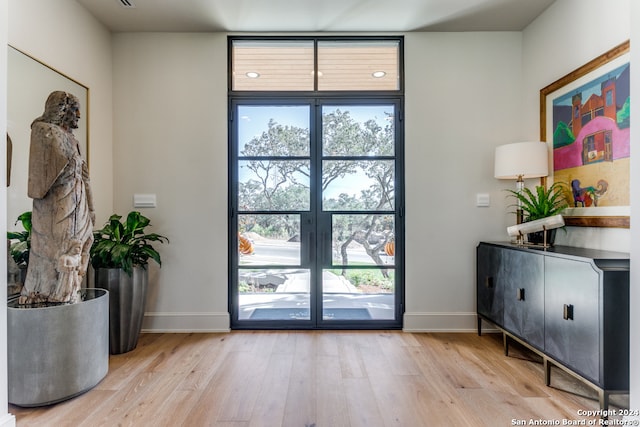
8 288 109 407
94 266 148 354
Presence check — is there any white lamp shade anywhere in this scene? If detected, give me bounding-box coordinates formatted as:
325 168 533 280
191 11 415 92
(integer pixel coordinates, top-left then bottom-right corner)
494 141 549 179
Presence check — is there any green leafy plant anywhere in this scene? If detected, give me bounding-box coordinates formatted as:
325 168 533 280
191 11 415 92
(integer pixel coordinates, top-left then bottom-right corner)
507 182 569 222
7 211 32 268
90 211 169 275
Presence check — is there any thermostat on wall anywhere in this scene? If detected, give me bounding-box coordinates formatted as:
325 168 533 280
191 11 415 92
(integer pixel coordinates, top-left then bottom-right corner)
476 193 490 207
133 193 157 208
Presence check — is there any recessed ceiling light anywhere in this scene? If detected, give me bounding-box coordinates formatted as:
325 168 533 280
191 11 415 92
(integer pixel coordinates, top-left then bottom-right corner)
246 72 260 78
372 71 386 78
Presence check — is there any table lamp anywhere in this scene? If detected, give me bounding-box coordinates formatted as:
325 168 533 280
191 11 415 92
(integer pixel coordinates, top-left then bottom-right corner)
494 141 549 240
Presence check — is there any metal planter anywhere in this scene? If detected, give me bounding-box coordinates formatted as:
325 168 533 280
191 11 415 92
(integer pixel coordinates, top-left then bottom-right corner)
94 266 148 354
8 288 109 406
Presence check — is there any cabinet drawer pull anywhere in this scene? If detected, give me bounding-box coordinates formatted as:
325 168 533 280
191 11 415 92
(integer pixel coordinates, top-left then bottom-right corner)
563 304 574 320
485 277 494 288
517 288 525 301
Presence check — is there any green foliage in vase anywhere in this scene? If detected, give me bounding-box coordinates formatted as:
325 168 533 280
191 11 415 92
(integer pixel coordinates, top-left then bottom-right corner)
7 211 32 267
90 211 169 275
507 183 569 222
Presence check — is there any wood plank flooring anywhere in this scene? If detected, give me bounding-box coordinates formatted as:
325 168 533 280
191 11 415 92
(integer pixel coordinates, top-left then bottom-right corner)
9 331 628 426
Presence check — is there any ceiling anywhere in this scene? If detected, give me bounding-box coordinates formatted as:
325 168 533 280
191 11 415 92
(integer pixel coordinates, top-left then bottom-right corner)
77 0 556 33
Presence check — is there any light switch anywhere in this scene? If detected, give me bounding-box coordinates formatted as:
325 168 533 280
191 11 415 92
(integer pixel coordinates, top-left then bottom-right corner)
133 193 156 208
476 193 490 207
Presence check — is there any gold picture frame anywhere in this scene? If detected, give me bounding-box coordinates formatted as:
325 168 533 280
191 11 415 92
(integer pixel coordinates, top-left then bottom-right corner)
540 40 630 228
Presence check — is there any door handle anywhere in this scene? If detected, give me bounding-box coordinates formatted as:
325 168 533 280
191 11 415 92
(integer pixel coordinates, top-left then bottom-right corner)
485 277 494 289
563 304 574 320
516 288 525 301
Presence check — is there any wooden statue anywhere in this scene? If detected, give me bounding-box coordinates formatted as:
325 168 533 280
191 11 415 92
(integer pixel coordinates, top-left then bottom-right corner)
20 91 95 304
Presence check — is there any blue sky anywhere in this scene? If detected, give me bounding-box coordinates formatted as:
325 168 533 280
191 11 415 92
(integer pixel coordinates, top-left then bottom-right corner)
237 104 396 204
238 104 394 147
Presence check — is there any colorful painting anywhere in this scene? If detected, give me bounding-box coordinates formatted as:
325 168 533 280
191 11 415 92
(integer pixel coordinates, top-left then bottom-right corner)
540 41 630 228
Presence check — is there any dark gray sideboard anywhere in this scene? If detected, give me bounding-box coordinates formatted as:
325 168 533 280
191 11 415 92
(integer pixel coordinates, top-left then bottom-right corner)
476 241 630 410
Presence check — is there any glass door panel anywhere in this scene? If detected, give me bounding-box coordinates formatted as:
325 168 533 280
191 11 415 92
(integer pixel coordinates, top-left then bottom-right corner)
322 160 395 211
319 103 399 324
238 160 310 211
322 106 395 156
238 268 310 320
322 268 395 320
234 104 313 324
331 214 395 266
238 106 310 156
232 101 402 328
238 214 301 266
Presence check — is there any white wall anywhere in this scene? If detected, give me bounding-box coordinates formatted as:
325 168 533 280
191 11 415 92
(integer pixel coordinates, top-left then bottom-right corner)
4 1 112 421
523 0 635 414
522 0 631 252
0 0 631 336
2 0 636 418
112 33 230 331
0 0 15 424
7 0 114 224
109 31 525 333
403 32 524 330
81 0 635 335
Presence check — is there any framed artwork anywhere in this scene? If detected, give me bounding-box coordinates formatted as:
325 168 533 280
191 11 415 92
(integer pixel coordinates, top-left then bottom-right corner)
540 40 630 228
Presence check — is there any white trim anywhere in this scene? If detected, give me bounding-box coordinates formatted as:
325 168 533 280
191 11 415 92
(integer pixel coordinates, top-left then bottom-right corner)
402 311 500 333
141 311 230 333
0 414 16 427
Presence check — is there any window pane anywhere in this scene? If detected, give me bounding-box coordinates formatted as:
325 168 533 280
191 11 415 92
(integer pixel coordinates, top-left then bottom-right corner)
238 214 301 266
322 160 394 211
331 214 395 266
238 105 310 156
318 40 399 91
322 268 395 320
232 40 314 91
238 268 310 320
322 105 395 156
239 160 310 211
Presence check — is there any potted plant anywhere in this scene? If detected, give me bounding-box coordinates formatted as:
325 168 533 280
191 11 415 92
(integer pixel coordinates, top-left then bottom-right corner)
90 211 169 354
507 182 569 245
7 211 32 291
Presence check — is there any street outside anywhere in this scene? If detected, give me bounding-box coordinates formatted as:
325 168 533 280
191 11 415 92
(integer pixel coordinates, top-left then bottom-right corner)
238 236 395 320
239 235 393 267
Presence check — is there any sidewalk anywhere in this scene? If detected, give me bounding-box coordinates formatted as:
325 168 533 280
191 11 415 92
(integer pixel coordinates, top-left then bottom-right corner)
276 270 359 293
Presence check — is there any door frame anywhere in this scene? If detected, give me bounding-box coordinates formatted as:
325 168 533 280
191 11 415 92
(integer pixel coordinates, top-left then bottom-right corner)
228 97 404 330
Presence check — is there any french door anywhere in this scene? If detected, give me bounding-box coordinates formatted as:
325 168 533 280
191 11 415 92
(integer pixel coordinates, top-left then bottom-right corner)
229 98 403 329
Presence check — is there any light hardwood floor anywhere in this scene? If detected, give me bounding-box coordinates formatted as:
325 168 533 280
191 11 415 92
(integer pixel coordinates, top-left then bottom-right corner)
9 331 628 426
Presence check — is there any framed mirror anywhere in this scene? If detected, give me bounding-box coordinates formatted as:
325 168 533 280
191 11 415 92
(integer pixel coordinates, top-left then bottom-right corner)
6 46 89 296
6 45 89 227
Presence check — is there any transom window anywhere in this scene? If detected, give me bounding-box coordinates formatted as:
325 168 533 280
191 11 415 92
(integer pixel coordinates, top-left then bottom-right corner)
231 38 401 92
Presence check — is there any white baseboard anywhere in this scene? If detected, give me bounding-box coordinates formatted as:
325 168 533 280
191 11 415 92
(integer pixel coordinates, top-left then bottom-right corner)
141 311 230 333
403 311 499 332
0 413 16 427
139 311 500 334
